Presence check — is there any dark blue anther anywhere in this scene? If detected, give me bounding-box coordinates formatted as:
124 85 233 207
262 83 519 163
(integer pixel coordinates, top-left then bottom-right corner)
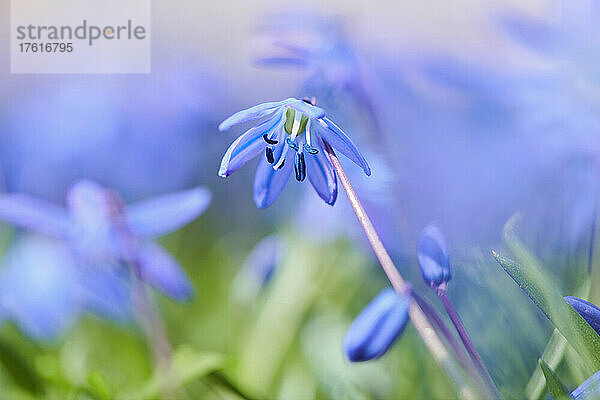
265 147 274 164
294 152 306 182
263 134 278 145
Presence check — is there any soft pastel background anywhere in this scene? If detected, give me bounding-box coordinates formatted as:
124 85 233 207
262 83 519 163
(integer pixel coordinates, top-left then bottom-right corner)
0 0 598 398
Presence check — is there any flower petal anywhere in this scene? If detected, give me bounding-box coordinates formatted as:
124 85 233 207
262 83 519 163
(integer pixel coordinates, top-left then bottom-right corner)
126 186 211 238
0 236 80 340
76 265 132 322
253 135 294 209
219 110 284 177
343 288 410 362
288 99 326 119
137 242 193 301
218 99 291 131
306 135 337 205
316 117 371 175
0 194 70 238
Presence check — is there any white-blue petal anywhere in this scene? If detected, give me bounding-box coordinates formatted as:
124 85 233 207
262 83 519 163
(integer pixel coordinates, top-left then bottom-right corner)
305 135 337 205
288 99 326 119
218 99 293 131
316 117 371 176
219 110 284 177
253 130 294 208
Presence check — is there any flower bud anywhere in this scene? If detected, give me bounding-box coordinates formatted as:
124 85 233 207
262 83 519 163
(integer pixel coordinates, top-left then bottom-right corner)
343 288 410 362
417 224 451 287
564 296 600 336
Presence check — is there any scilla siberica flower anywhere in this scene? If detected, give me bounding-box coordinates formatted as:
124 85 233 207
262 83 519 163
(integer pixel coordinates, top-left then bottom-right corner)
343 288 410 362
218 98 371 208
0 180 210 338
417 224 451 287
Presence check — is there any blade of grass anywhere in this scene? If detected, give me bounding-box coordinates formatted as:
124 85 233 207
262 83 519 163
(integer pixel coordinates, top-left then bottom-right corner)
492 217 600 373
539 359 570 399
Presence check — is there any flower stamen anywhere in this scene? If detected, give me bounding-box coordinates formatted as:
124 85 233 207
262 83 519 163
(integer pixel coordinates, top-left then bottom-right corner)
265 147 275 164
263 134 278 145
294 152 306 181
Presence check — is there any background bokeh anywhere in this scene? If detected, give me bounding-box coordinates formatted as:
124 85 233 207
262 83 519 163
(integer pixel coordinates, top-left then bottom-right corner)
0 0 599 399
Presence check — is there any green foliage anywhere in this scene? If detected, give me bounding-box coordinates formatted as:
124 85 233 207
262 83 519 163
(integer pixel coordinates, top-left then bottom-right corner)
538 359 570 400
492 217 600 374
0 337 43 395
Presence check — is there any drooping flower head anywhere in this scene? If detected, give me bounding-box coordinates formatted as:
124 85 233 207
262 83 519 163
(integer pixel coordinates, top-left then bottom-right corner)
417 224 452 288
343 288 410 362
218 98 371 208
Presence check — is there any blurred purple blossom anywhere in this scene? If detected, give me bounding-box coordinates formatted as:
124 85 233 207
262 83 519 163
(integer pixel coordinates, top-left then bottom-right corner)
254 11 382 132
0 180 211 339
230 234 285 304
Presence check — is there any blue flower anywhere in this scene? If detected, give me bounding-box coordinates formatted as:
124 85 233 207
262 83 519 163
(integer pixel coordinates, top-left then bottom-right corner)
564 296 600 337
343 288 410 362
230 234 285 304
218 98 371 208
571 369 600 399
0 180 211 338
417 224 451 287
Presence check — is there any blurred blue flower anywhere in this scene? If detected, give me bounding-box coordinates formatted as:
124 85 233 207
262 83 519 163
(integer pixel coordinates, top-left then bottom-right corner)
218 98 370 208
564 296 600 337
0 180 211 338
254 11 380 128
571 369 600 400
230 234 285 304
343 288 410 362
417 224 451 287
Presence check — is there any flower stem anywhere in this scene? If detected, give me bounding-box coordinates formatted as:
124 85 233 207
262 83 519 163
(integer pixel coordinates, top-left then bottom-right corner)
323 142 477 399
436 283 501 399
412 292 475 376
131 262 176 400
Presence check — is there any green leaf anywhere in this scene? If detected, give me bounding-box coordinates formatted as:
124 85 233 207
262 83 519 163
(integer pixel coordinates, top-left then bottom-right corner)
205 371 259 400
492 217 600 372
0 338 44 395
87 371 111 400
539 359 569 399
526 282 591 400
116 347 224 400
